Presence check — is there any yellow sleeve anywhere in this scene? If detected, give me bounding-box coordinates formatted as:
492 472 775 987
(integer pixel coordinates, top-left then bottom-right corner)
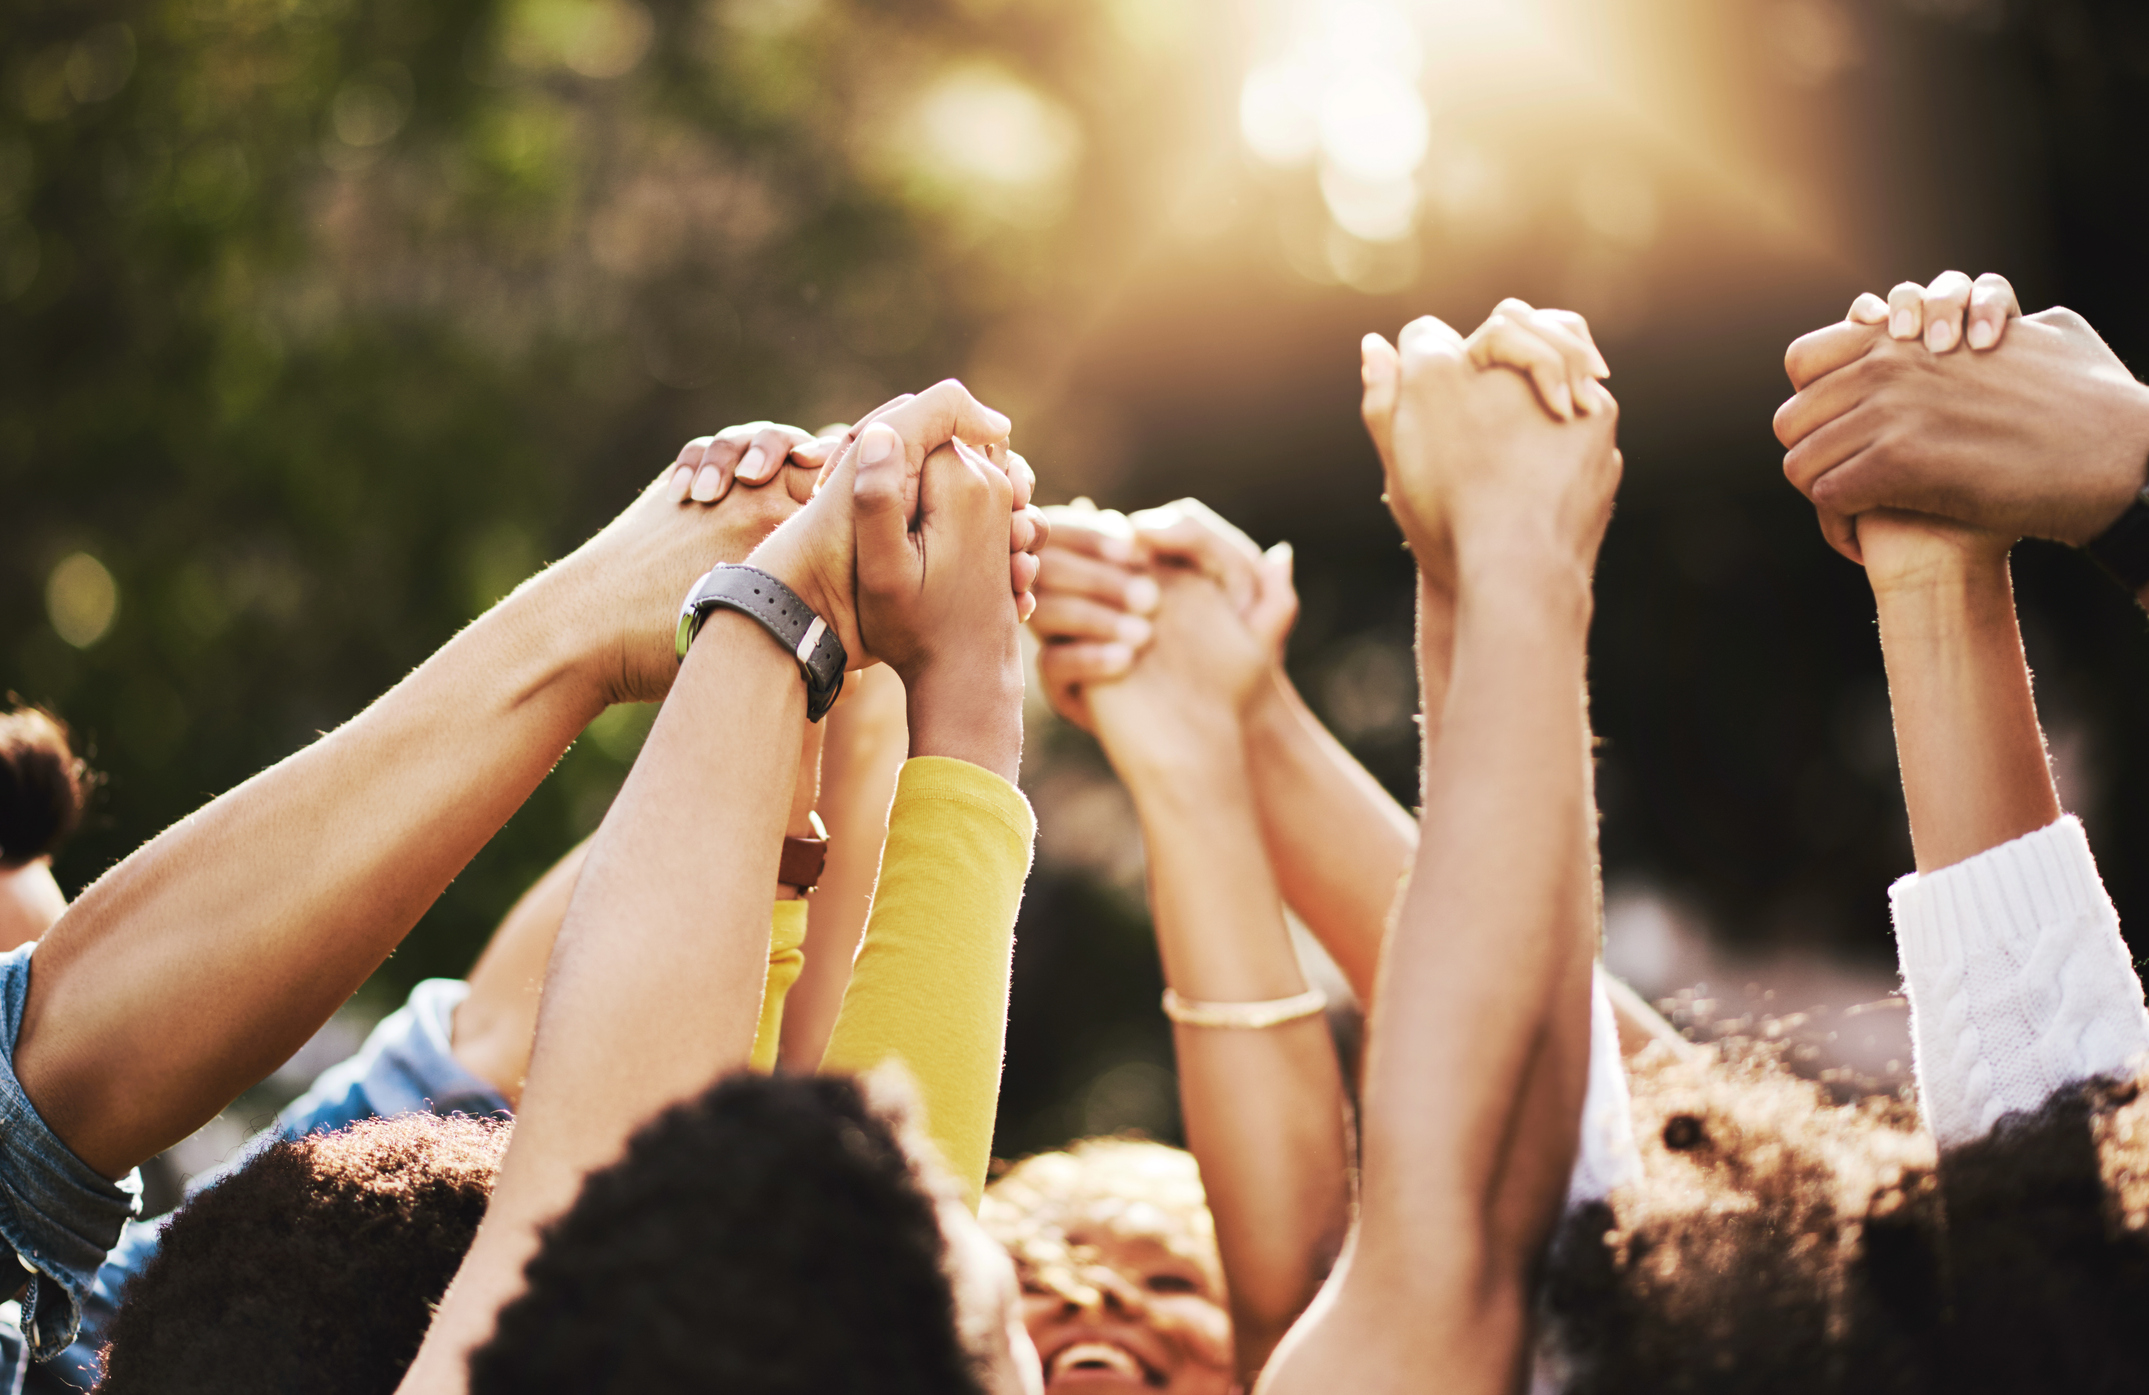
819 756 1035 1208
749 899 809 1074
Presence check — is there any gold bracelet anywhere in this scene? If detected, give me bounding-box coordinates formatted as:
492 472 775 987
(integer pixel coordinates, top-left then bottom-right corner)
1161 986 1328 1030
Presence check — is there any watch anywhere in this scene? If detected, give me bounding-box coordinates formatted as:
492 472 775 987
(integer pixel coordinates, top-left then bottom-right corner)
2086 482 2149 594
676 565 847 721
779 810 830 892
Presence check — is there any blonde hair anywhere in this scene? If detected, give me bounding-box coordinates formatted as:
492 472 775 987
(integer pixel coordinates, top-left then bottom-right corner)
981 1138 1220 1298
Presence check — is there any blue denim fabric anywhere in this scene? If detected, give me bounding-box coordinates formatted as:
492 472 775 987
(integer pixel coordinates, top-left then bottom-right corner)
0 945 141 1365
274 979 508 1138
42 979 509 1385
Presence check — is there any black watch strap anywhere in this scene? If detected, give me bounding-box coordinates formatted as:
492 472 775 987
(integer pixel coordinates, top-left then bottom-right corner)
2086 483 2149 594
675 565 846 720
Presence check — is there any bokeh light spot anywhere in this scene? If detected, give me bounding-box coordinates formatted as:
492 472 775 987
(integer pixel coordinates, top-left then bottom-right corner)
900 65 1083 225
47 552 118 649
1318 68 1428 183
505 0 655 80
331 65 413 149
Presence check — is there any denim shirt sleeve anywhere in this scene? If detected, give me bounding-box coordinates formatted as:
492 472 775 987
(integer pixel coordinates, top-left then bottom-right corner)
273 979 510 1140
0 945 142 1363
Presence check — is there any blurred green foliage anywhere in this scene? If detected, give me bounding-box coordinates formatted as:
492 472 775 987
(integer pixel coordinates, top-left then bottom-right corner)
0 0 1138 996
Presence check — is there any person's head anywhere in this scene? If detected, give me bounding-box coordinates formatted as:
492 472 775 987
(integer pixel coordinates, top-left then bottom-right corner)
983 1139 1234 1395
1543 1042 2149 1392
97 1112 507 1395
470 1068 1042 1395
0 703 92 949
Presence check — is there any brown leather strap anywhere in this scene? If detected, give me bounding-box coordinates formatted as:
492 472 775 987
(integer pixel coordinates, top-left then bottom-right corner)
779 812 829 891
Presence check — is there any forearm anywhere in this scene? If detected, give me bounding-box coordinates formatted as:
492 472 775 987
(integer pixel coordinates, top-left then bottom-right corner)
403 612 803 1394
455 839 593 1108
779 667 909 1072
1242 671 1418 1005
1873 556 2059 872
21 571 606 1177
1345 566 1595 1369
1119 729 1350 1378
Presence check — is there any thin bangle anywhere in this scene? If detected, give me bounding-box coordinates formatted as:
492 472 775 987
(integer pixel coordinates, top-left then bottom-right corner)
1161 986 1328 1030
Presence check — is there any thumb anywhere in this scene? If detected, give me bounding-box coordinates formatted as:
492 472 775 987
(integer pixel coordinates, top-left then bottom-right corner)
1248 541 1299 653
853 422 914 592
1361 333 1400 456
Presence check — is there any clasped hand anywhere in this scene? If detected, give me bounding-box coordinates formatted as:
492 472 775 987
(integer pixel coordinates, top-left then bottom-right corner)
1025 299 1620 750
1775 269 2149 566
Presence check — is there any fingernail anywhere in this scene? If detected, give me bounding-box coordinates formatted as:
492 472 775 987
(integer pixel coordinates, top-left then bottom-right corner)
1266 540 1293 566
860 423 900 465
1891 310 1916 339
1967 318 1997 350
738 445 769 481
670 466 694 502
1926 318 1954 352
691 465 724 502
1552 382 1575 419
1124 576 1160 614
1116 616 1153 647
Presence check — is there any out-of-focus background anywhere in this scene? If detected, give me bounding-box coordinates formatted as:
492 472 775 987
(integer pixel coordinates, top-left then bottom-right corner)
7 0 2149 1187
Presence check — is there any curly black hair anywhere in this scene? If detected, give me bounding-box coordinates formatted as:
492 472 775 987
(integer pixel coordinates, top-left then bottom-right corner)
470 1070 988 1395
95 1113 506 1395
0 704 92 868
1541 1043 2149 1393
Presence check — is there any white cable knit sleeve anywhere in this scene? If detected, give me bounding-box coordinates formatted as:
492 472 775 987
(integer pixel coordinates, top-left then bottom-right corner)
1891 815 2149 1149
1564 964 1641 1209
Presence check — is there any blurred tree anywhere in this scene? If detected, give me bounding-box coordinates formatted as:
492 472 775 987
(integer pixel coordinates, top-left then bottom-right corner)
0 0 1126 992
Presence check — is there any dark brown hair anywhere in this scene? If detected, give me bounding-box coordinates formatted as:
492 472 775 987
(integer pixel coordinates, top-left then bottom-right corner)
97 1113 507 1395
1542 1043 2149 1393
470 1070 987 1395
0 703 92 868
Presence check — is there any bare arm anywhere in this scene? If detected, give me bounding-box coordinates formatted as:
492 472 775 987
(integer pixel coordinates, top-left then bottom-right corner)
1089 571 1351 1380
399 383 1017 1395
778 664 910 1072
1860 512 2058 870
451 839 593 1109
1261 310 1617 1394
402 610 808 1392
19 462 811 1180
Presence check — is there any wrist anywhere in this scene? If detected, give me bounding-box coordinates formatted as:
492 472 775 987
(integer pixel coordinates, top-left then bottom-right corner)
1864 536 2011 602
1106 710 1248 802
745 530 848 649
904 652 1024 784
2076 379 2149 545
1242 667 1303 756
1453 531 1595 619
495 565 617 726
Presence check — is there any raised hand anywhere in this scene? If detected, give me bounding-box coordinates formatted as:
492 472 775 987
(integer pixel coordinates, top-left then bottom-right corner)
667 421 824 504
747 381 1014 673
1851 269 2023 356
1776 294 2149 555
1361 310 1621 586
556 429 819 706
1084 566 1281 772
1029 498 1295 733
854 431 1026 781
